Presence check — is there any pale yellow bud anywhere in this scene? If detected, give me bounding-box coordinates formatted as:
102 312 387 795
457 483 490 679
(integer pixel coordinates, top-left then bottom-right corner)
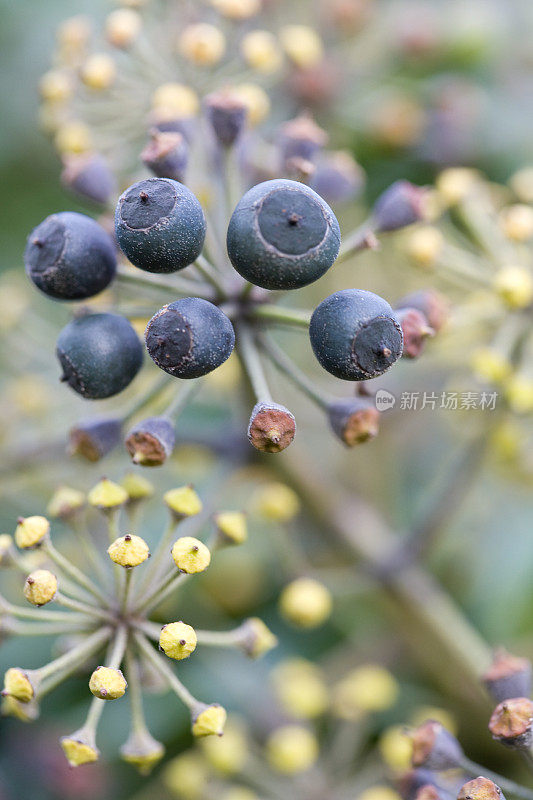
159 622 197 660
3 668 35 703
39 70 73 104
211 0 260 19
241 30 282 73
105 8 142 48
108 534 150 568
89 666 127 699
81 53 116 91
151 83 199 119
164 485 202 518
510 167 533 204
179 24 226 67
332 665 399 719
279 578 332 628
471 348 512 385
403 226 444 269
200 717 248 773
359 787 402 800
499 204 533 242
120 472 155 502
379 725 414 770
57 16 91 50
254 482 300 522
232 83 270 126
493 265 533 309
164 752 208 798
1 694 40 722
410 705 457 735
266 725 318 774
47 486 85 519
506 375 533 414
23 570 57 606
221 789 259 800
214 512 247 545
280 25 324 68
55 121 92 155
171 536 211 573
61 730 99 766
192 703 227 737
436 168 479 205
15 516 50 549
0 535 14 566
120 729 165 775
272 659 328 719
239 617 278 659
88 478 128 510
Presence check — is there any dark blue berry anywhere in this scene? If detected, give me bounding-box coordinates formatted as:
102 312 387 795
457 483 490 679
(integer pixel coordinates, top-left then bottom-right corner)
57 312 143 399
309 289 403 381
125 415 175 467
145 297 235 379
204 90 247 148
226 179 340 290
61 154 116 207
25 211 116 300
69 416 122 461
115 178 206 274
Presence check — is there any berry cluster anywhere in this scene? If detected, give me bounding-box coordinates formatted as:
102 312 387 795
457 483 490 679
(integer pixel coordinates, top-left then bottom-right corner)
25 169 433 465
0 477 276 770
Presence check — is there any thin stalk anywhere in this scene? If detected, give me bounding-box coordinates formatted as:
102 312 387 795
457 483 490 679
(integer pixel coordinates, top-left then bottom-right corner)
163 378 202 419
42 541 107 604
337 220 377 263
194 255 227 294
135 568 188 616
237 324 272 402
69 516 109 584
124 647 148 735
134 518 177 600
38 626 112 684
116 267 213 299
134 632 198 711
250 304 312 329
122 374 171 425
259 334 329 410
6 621 96 637
460 756 533 800
121 570 134 614
55 592 114 623
0 596 89 624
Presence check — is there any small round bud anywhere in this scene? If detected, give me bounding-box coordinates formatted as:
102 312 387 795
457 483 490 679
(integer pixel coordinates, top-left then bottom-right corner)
179 24 226 67
192 703 227 737
280 25 324 68
0 535 14 567
125 415 175 467
232 83 270 126
411 720 464 769
164 486 203 519
328 397 380 446
61 730 99 767
108 534 150 568
279 114 328 166
360 789 403 800
380 725 414 770
57 15 92 52
69 417 123 462
23 570 57 606
47 486 85 519
332 665 399 719
254 483 300 522
279 577 332 628
39 69 73 103
3 668 35 703
205 90 248 148
395 307 434 359
200 717 248 773
61 154 116 207
227 179 340 290
214 512 247 545
488 697 533 749
458 778 505 800
403 226 444 269
310 289 403 381
159 621 197 660
499 205 533 242
471 349 512 385
15 516 50 549
493 266 533 309
483 650 532 704
25 211 116 301
221 789 259 800
55 121 92 155
436 168 479 205
241 30 282 73
510 168 533 203
394 289 449 334
211 0 260 19
121 473 155 502
266 725 319 774
171 536 211 573
115 178 206 273
248 401 296 454
145 298 235 378
57 313 143 399
142 130 189 183
1 694 40 722
238 617 278 659
310 151 365 205
88 478 128 510
120 730 165 775
151 83 199 119
373 181 427 232
506 375 533 414
89 666 127 699
105 8 142 48
164 752 207 796
272 659 328 719
81 53 116 91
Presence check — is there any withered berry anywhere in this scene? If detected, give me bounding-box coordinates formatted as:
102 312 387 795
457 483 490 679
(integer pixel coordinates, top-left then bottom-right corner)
125 415 176 467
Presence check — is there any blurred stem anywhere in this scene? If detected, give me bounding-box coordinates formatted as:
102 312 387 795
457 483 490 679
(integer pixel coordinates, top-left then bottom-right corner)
337 221 377 263
259 333 329 410
134 517 177 600
125 648 148 735
251 304 311 329
116 267 213 299
123 374 171 425
42 541 107 604
237 324 272 402
55 592 114 622
38 626 111 686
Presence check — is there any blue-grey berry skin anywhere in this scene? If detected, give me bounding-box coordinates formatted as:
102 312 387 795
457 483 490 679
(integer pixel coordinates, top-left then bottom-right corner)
309 289 403 381
226 179 340 290
115 178 206 273
25 212 116 300
61 155 116 207
125 415 175 467
69 416 122 461
145 297 235 379
57 313 143 399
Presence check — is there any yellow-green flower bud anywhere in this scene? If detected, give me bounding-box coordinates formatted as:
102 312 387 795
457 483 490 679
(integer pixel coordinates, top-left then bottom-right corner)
39 69 72 104
105 8 142 48
211 0 260 19
279 25 324 68
402 226 444 269
358 787 403 800
88 478 128 510
56 15 91 51
499 204 533 242
332 665 399 719
200 717 248 773
241 30 282 74
471 348 512 385
435 168 479 205
89 666 127 699
2 668 35 703
510 167 533 203
192 703 227 737
279 578 332 628
272 659 328 719
179 24 226 67
23 570 58 606
171 537 211 573
14 516 50 549
164 485 203 519
120 472 155 502
232 84 270 127
239 617 277 659
254 483 300 522
1 694 40 722
47 486 85 519
151 83 199 119
159 622 197 660
81 53 116 91
493 266 533 309
221 789 259 800
214 512 247 545
108 534 150 568
266 724 318 774
61 729 99 766
164 752 208 798
379 725 414 770
0 534 15 566
506 375 533 414
120 729 165 775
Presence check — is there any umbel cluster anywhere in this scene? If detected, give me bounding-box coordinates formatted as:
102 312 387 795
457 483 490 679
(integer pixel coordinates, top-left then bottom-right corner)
25 173 434 464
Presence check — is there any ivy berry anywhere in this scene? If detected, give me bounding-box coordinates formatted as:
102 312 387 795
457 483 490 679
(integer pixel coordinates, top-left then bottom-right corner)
57 312 143 399
226 179 340 290
25 211 116 300
145 297 235 379
309 289 403 381
115 178 206 273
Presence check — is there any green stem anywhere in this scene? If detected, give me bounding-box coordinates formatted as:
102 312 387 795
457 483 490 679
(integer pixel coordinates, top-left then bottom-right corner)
0 596 89 624
124 647 148 734
237 324 272 402
42 541 106 604
135 568 188 616
194 255 227 294
259 334 329 410
55 592 114 622
116 267 213 299
337 221 376 263
38 626 112 683
163 378 202 419
134 518 177 601
6 621 96 637
250 304 311 329
123 374 171 425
